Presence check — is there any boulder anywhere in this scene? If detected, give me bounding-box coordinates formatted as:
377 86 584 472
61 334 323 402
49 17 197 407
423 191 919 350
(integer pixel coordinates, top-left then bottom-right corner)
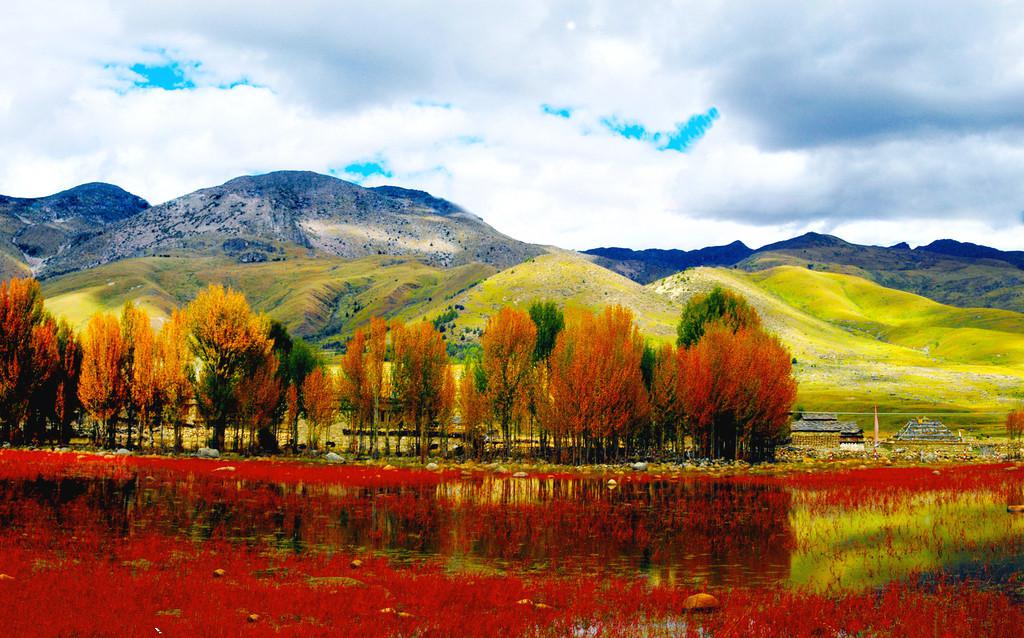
382 464 396 470
325 452 344 463
426 462 439 471
196 447 220 459
631 462 649 472
114 448 131 456
683 593 719 611
512 471 528 478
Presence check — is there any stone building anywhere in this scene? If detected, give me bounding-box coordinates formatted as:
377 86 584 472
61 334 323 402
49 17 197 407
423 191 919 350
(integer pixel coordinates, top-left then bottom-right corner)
790 413 864 450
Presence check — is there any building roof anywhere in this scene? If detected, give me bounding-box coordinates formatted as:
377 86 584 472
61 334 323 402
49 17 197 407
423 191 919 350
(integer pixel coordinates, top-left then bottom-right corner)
791 420 862 435
799 412 839 421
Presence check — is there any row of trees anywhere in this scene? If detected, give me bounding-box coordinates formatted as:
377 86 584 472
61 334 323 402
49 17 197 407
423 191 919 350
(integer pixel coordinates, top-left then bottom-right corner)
0 276 798 461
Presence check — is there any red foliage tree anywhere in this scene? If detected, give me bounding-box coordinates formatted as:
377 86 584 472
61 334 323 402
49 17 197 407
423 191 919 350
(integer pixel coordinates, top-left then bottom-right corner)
1007 409 1024 441
545 306 648 462
679 324 797 461
0 278 59 442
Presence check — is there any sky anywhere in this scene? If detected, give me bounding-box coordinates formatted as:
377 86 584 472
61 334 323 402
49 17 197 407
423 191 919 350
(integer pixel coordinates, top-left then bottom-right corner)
3 1 1024 251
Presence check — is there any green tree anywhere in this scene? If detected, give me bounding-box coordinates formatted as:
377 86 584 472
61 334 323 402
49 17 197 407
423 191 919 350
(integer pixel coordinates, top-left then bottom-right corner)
676 286 760 348
528 300 564 362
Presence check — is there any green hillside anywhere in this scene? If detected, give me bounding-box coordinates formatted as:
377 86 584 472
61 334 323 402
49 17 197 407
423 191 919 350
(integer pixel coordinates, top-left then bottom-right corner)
651 266 1024 436
412 249 681 349
41 255 493 351
744 244 1024 313
38 251 1024 437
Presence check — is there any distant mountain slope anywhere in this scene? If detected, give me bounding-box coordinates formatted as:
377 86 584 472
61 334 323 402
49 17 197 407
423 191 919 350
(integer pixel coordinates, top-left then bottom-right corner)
742 233 1024 312
649 266 1024 435
587 231 1024 314
0 183 149 279
41 254 494 351
39 171 540 277
583 241 753 282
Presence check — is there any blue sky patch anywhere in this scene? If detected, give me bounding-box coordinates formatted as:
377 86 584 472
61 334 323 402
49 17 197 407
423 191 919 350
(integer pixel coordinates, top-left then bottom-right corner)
338 160 393 183
541 103 573 118
602 107 720 152
129 60 198 90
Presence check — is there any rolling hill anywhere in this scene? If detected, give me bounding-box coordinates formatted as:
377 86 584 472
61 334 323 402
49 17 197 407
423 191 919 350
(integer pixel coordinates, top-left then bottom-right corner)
41 254 494 351
651 266 1024 435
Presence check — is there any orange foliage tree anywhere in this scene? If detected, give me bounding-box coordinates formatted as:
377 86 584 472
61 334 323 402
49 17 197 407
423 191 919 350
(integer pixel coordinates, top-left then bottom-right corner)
390 319 449 462
545 306 648 462
679 323 797 461
481 307 537 456
366 317 388 455
186 284 272 450
121 302 158 449
78 313 126 447
338 328 370 453
156 309 193 451
458 360 490 457
0 278 59 442
1007 409 1024 442
302 367 337 450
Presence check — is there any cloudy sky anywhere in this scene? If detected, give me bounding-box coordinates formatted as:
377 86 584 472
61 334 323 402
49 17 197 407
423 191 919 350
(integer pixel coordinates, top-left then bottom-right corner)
3 1 1024 251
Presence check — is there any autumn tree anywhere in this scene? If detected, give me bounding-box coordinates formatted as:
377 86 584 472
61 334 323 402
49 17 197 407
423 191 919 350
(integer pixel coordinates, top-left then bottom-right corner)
677 286 760 348
1007 409 1024 442
437 365 456 455
391 319 448 462
545 306 649 462
236 353 283 451
646 342 683 453
366 317 388 455
156 309 193 451
338 329 370 453
52 320 82 445
679 323 797 461
283 338 321 452
303 367 337 450
0 278 60 443
78 313 127 447
458 360 490 457
121 302 159 449
481 307 537 456
186 284 271 450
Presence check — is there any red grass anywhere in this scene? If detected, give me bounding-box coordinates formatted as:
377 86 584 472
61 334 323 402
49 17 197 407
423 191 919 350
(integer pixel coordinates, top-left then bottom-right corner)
0 450 1021 636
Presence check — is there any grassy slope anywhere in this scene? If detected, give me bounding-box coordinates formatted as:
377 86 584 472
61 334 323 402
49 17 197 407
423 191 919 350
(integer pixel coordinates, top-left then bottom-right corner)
39 250 1024 437
745 248 1024 313
412 249 681 347
41 255 493 351
650 266 1024 437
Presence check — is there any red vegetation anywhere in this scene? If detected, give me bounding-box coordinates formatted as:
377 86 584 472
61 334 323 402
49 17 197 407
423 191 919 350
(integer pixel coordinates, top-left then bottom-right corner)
0 451 1023 636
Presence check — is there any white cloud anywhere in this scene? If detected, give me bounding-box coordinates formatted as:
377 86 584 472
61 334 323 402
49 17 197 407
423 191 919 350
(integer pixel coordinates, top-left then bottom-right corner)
3 1 1024 251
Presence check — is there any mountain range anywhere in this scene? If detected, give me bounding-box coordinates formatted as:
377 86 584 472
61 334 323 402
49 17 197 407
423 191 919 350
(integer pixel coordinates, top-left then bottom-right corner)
5 169 1024 434
587 232 1024 313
